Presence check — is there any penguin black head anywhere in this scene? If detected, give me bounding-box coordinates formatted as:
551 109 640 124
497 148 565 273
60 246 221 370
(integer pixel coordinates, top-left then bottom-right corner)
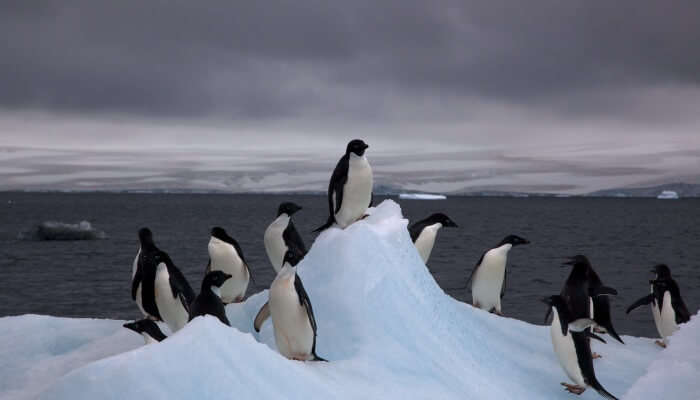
499 234 529 247
123 319 166 342
346 139 369 156
282 249 304 267
203 270 232 289
277 202 302 217
138 227 155 248
426 213 458 228
211 226 234 241
651 264 671 279
563 254 591 268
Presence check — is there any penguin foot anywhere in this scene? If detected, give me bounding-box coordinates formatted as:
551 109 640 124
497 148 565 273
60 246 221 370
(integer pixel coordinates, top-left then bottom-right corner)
561 383 586 395
655 340 667 348
591 352 602 359
491 309 504 317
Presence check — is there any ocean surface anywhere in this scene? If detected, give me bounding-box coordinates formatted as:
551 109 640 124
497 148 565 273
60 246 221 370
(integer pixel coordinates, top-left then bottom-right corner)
1 192 698 338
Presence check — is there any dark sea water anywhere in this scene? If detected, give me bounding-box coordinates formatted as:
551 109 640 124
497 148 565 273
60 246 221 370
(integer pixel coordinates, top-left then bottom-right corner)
1 192 698 338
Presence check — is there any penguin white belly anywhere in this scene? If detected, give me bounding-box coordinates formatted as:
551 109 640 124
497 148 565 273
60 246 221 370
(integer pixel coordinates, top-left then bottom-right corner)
414 224 441 263
154 264 189 333
208 238 249 303
264 215 289 273
269 276 314 360
335 155 373 228
471 250 507 312
650 286 663 339
659 291 679 341
551 309 586 387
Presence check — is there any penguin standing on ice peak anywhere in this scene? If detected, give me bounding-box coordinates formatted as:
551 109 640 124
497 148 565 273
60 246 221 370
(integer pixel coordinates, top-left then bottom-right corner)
408 213 458 264
153 250 195 333
257 250 325 362
123 319 167 344
542 295 619 400
626 264 690 348
264 202 306 273
467 234 530 315
314 139 373 232
190 270 232 326
206 227 251 304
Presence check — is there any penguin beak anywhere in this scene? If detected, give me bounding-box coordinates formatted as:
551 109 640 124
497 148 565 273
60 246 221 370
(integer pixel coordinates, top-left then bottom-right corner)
540 297 552 305
448 221 458 228
563 258 576 266
521 238 530 245
363 144 369 149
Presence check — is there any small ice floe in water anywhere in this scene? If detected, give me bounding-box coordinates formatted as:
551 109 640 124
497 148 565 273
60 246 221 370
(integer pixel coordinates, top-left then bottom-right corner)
18 220 106 241
657 190 679 199
398 193 447 200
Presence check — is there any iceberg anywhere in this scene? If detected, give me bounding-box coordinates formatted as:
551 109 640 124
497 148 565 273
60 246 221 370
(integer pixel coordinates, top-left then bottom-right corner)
0 200 691 399
398 193 447 200
656 190 679 199
17 220 106 241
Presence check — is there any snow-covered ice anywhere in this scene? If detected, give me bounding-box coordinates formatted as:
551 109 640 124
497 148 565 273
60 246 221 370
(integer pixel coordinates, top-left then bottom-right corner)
17 220 106 241
0 200 693 399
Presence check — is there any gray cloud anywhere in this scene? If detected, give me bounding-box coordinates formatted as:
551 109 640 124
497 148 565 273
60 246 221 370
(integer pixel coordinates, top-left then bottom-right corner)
1 1 699 121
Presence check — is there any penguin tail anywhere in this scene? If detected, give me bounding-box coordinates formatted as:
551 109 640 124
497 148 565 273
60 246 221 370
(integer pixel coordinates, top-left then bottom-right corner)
311 353 328 362
589 377 618 400
312 216 335 233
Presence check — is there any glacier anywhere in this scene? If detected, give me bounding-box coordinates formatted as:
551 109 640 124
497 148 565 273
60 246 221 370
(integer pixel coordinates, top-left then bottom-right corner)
0 200 696 399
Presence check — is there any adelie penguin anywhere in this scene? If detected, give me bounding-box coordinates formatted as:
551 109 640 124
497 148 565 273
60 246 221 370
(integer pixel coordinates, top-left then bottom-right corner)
466 235 530 315
542 295 619 400
190 271 232 326
314 139 373 232
408 213 458 264
123 319 167 345
206 227 251 304
131 228 154 319
153 249 196 333
264 202 306 273
132 227 194 329
254 250 326 362
626 264 690 348
557 255 624 348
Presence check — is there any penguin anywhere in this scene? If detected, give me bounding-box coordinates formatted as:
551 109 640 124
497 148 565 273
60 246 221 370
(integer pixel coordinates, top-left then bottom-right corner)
314 139 373 232
131 228 151 318
189 271 232 326
264 202 306 273
131 227 163 321
123 319 167 344
153 251 195 333
206 227 251 304
261 250 325 361
408 213 458 264
542 295 619 400
626 264 690 348
585 262 624 344
558 256 623 345
467 234 530 315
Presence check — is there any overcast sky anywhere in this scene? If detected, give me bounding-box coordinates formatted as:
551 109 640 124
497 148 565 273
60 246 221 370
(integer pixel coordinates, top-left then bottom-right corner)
1 1 699 193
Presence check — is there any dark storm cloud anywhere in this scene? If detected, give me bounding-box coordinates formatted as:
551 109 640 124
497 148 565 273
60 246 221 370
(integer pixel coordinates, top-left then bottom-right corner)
1 1 699 120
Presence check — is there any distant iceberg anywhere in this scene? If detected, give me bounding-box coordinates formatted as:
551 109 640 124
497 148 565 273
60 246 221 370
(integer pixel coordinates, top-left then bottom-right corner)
398 193 447 200
0 200 681 399
657 190 679 199
18 220 106 241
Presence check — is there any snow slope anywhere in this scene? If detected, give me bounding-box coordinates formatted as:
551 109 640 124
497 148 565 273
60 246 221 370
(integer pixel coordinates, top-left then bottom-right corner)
0 200 688 399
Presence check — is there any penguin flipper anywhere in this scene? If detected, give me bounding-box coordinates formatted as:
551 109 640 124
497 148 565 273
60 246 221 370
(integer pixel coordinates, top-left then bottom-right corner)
500 269 507 299
590 286 618 297
294 275 318 334
253 301 271 332
669 280 691 324
204 258 211 275
465 251 487 288
310 353 327 362
585 330 607 344
283 220 307 255
626 294 653 314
